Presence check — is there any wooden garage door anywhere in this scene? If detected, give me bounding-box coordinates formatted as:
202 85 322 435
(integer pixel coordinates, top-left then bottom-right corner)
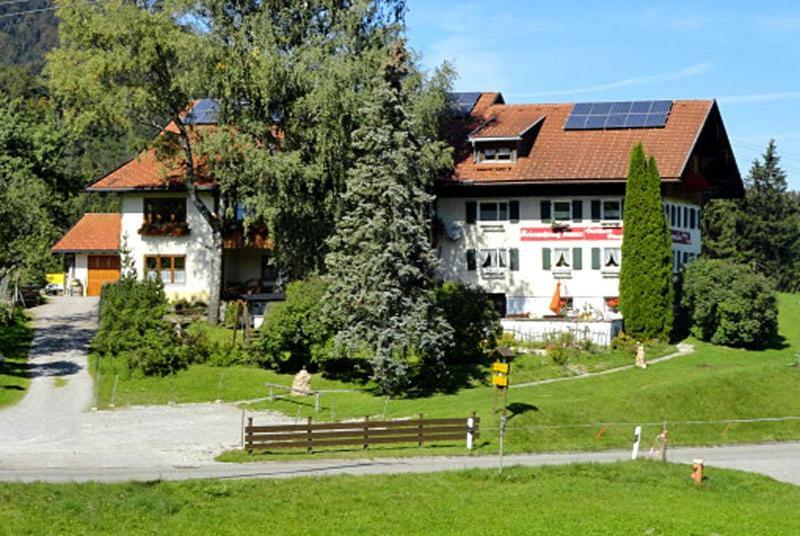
87 255 121 296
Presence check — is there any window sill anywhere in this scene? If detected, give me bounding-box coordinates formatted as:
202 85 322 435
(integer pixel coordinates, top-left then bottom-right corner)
601 269 620 278
601 221 621 228
479 224 505 233
480 270 507 279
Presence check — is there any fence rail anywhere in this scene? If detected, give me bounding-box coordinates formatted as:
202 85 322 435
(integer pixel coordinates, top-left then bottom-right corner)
244 413 480 453
504 326 614 346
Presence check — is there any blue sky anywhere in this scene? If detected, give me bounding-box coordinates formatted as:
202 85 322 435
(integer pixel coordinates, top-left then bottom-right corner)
406 0 800 189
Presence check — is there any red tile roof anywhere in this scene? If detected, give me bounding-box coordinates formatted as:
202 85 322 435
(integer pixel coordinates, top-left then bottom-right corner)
469 107 545 140
52 213 121 253
450 96 714 183
88 122 215 191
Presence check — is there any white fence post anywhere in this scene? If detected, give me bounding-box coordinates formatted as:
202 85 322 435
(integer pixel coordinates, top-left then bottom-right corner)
466 415 475 450
631 425 642 460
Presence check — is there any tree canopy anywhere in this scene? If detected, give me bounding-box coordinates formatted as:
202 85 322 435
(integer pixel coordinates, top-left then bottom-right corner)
702 141 800 291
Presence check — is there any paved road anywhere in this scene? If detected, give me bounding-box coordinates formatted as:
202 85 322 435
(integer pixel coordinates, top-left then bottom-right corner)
2 441 800 484
2 297 800 486
0 297 289 474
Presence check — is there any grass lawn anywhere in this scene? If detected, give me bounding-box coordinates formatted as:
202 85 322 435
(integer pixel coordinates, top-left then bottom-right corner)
1 462 799 535
0 308 33 408
94 295 800 460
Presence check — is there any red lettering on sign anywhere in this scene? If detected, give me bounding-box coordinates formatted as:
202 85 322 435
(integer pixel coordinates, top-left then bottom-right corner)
520 226 624 241
671 230 691 245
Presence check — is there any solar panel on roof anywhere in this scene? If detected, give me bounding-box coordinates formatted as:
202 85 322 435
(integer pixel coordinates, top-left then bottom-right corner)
564 100 672 131
185 99 220 125
446 92 482 117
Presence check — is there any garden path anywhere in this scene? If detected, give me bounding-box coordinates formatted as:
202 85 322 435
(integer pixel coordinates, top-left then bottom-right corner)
510 342 695 389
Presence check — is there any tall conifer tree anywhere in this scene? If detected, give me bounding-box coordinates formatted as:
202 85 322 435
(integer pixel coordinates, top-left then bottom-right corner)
322 41 452 394
619 144 674 339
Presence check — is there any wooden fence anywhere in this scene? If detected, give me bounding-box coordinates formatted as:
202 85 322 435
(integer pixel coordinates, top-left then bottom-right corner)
244 413 480 453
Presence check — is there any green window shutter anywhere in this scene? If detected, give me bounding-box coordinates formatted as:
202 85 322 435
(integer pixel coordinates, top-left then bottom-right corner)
510 248 519 271
591 200 601 221
591 247 601 270
466 201 477 224
572 247 582 270
540 200 552 222
467 249 476 271
542 248 551 270
572 200 583 222
509 200 520 223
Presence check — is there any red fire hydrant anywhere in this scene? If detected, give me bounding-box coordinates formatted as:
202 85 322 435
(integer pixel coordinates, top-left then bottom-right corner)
691 458 704 484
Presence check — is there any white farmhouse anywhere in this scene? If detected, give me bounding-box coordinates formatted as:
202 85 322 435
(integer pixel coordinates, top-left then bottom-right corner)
435 92 742 333
52 100 272 300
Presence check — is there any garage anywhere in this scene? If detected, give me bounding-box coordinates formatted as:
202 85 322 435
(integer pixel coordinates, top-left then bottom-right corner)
87 255 121 296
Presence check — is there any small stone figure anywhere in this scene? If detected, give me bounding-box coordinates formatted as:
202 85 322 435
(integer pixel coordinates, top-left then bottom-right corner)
291 367 312 396
635 343 647 369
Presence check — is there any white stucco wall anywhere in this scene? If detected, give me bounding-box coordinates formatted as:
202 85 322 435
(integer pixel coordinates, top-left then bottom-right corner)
72 254 88 296
436 195 701 318
121 192 216 302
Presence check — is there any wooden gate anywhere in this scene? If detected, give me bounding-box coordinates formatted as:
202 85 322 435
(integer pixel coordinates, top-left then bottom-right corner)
87 255 120 296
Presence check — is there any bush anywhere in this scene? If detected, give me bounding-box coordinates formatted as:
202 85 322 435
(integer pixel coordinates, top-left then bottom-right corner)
434 281 501 367
681 258 778 348
94 278 170 356
93 278 192 376
251 277 333 373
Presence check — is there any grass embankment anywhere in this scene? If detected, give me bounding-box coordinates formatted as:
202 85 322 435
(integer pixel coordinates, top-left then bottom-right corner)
0 308 33 408
95 295 800 459
1 462 799 535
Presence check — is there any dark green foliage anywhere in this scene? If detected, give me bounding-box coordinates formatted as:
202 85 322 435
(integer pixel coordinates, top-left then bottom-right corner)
0 98 81 284
95 277 170 356
681 258 778 348
0 0 58 69
252 278 333 373
703 141 800 292
322 42 453 395
619 144 674 339
94 278 186 376
433 281 501 368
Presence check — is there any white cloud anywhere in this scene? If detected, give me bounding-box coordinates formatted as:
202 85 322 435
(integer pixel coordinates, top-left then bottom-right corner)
718 91 800 105
506 62 711 99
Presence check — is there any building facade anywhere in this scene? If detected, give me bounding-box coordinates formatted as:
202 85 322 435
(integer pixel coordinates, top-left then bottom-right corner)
435 92 742 321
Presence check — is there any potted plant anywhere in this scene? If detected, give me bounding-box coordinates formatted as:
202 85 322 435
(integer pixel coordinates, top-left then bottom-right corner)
606 296 620 313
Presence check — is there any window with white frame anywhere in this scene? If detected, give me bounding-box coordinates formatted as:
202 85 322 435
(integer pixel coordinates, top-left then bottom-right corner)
479 201 509 221
553 248 571 269
603 247 621 269
603 200 621 221
553 201 571 222
480 249 508 273
479 146 514 163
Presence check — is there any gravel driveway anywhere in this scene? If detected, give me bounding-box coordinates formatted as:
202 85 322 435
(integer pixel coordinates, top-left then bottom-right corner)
0 297 289 472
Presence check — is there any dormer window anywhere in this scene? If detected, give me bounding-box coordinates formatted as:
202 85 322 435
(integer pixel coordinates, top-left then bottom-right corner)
477 145 515 163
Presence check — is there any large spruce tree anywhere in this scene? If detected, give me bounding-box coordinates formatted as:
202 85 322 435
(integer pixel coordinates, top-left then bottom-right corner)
322 42 452 394
619 144 674 339
702 141 800 291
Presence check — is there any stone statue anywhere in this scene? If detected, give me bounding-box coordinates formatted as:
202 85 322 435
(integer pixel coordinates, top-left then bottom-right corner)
291 367 312 396
635 343 647 369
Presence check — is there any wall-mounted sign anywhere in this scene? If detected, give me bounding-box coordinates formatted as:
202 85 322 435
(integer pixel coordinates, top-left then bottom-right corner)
671 230 691 245
520 226 623 242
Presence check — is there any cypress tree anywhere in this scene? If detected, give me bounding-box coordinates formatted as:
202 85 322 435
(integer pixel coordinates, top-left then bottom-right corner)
619 144 674 339
322 42 452 394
